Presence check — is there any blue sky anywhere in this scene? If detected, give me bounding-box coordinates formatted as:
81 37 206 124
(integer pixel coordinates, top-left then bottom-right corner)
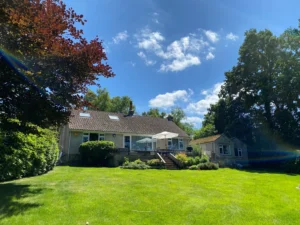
64 0 299 128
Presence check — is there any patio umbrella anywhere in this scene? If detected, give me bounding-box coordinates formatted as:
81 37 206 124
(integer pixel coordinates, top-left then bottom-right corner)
152 131 178 149
136 138 152 143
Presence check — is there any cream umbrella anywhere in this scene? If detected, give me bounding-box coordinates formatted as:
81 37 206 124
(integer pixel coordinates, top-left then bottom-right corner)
152 131 178 149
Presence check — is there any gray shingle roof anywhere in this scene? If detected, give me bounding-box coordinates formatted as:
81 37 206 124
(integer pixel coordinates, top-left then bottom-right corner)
69 110 189 138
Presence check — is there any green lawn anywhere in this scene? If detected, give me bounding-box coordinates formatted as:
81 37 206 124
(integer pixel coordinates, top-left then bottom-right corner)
0 167 299 225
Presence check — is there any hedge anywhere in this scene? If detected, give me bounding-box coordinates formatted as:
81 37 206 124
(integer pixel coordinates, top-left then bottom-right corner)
0 127 59 182
79 141 116 166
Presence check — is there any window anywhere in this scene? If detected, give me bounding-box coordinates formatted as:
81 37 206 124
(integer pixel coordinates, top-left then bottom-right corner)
168 139 172 149
219 145 230 155
131 136 153 151
79 112 90 117
178 139 184 150
83 133 89 142
124 136 130 150
109 115 119 120
89 133 99 141
235 148 242 157
99 134 105 141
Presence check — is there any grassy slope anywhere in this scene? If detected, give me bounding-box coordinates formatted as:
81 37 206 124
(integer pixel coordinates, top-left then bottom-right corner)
0 167 299 225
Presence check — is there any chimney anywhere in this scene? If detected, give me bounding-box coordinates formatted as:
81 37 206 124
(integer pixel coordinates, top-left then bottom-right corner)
167 115 173 121
127 101 134 116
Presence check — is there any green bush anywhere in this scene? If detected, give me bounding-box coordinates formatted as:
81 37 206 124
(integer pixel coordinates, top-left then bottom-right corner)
188 165 199 170
176 152 209 168
147 159 165 168
121 159 150 170
79 141 115 166
0 127 59 182
282 157 300 174
191 144 202 157
198 162 219 170
199 154 209 163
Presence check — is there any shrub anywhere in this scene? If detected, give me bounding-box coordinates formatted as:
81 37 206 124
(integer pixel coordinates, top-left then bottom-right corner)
147 159 165 168
0 127 59 182
188 165 199 170
176 153 188 163
121 159 150 170
199 154 209 163
282 157 300 174
191 144 202 157
198 162 219 170
79 141 116 166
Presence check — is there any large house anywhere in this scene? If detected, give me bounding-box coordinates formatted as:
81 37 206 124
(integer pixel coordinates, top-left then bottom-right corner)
190 134 249 166
59 109 190 162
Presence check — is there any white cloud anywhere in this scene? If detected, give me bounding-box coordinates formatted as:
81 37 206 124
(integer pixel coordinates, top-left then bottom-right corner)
129 61 135 67
206 52 215 60
112 30 129 44
135 28 216 72
152 12 160 24
137 51 156 66
182 116 203 126
149 90 191 108
204 30 219 43
226 32 239 41
160 54 200 72
186 82 223 115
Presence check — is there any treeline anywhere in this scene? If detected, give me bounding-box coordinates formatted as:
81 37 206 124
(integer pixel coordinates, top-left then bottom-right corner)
197 27 300 154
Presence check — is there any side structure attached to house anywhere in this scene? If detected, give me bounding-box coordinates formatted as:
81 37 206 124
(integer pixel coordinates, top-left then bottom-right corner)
59 109 190 163
190 134 249 166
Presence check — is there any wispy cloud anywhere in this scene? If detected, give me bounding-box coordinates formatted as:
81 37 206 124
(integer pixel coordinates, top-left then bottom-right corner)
112 30 129 44
137 51 156 66
135 28 213 72
152 12 160 24
182 116 203 126
226 32 239 41
206 52 215 60
149 89 193 108
186 82 223 115
204 30 219 43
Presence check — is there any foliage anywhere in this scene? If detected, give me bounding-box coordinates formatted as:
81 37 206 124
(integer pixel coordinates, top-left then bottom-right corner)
0 0 114 131
142 108 166 118
197 162 219 170
194 124 217 139
176 153 209 167
188 165 198 170
0 126 59 181
282 152 300 174
190 144 203 157
79 141 116 166
120 159 150 170
147 159 165 168
84 88 135 114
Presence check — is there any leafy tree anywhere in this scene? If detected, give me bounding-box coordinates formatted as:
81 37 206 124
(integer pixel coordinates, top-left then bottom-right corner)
142 108 166 118
194 124 217 139
0 0 114 131
84 88 134 113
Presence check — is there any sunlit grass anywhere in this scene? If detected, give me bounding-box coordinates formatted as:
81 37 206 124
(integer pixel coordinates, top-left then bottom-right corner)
0 167 299 225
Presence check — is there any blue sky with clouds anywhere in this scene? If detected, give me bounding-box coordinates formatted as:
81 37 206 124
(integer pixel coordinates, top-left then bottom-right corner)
64 0 299 128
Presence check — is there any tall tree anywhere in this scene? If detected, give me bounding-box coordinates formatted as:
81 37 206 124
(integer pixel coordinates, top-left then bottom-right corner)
142 108 166 118
221 28 300 147
84 88 134 113
0 0 114 131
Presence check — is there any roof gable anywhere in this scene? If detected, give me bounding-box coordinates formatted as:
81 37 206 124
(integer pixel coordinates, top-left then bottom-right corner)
68 110 189 137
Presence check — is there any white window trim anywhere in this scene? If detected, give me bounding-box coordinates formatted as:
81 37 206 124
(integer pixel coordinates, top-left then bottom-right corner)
178 138 184 150
238 148 242 157
99 134 105 141
219 144 231 155
82 133 89 143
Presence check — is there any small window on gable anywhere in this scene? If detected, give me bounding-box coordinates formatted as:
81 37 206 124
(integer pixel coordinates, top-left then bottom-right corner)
238 148 242 157
109 115 119 120
80 112 90 118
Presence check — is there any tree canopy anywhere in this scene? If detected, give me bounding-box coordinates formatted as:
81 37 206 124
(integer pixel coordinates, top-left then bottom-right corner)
84 88 135 114
0 0 114 131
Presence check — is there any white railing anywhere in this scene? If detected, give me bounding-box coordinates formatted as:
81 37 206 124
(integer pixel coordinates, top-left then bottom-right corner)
156 153 166 163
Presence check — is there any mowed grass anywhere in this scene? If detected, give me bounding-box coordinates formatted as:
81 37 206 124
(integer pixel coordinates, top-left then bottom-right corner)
0 167 299 225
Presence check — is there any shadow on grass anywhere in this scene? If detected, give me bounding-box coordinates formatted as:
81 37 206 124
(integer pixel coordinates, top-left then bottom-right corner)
0 183 43 220
238 167 299 176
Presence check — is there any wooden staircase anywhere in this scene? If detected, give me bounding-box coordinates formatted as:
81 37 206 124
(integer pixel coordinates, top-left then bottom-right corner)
160 154 179 170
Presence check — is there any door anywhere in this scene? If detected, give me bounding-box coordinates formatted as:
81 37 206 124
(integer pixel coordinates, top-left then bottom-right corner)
89 133 99 141
124 136 130 150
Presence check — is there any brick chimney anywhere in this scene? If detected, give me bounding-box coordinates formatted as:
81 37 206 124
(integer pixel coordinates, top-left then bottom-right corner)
127 101 134 116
